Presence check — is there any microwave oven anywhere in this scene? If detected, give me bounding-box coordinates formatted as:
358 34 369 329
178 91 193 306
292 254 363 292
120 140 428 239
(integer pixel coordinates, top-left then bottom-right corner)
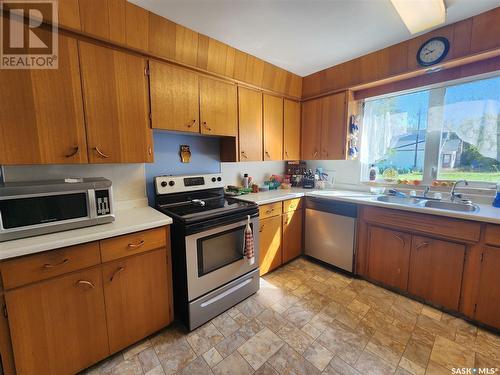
0 178 114 242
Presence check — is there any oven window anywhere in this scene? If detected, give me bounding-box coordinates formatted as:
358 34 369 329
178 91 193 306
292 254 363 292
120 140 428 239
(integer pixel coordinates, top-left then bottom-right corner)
0 193 88 229
197 224 252 276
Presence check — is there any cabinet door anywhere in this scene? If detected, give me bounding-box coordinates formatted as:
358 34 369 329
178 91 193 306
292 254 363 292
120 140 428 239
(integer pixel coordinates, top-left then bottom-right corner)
282 210 303 263
79 41 153 163
238 87 263 161
284 99 301 160
263 94 283 161
102 249 172 353
199 77 237 136
0 33 87 164
301 98 322 160
259 216 282 276
320 92 346 160
5 267 109 375
0 293 15 375
367 226 411 290
474 246 500 328
150 61 199 132
408 236 465 310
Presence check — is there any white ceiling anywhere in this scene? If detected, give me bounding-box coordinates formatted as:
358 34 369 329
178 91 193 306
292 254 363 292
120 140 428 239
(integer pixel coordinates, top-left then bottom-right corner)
131 0 500 76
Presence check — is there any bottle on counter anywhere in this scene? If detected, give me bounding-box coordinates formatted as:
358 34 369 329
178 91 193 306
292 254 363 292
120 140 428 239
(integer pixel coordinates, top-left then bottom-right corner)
242 173 249 188
493 183 500 208
369 164 377 181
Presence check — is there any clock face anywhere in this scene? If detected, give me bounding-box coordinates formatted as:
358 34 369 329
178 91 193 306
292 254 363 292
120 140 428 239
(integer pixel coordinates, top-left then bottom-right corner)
417 37 450 67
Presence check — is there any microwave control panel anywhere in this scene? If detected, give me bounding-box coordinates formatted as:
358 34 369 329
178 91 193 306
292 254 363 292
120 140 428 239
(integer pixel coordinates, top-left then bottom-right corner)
95 189 111 216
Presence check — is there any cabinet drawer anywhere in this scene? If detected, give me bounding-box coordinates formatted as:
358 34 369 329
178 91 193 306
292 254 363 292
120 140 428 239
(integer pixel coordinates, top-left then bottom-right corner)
484 224 500 247
259 202 282 219
1 242 101 290
283 198 302 213
100 227 167 262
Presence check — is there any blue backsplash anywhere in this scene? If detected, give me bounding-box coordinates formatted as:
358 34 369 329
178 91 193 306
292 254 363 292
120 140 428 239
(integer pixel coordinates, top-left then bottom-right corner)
145 130 221 205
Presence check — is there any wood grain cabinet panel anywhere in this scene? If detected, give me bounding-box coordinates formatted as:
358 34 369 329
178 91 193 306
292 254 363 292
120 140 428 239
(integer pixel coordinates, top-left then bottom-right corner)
470 7 500 54
5 267 109 375
150 61 200 133
320 92 347 160
0 33 88 165
199 77 238 137
284 99 301 160
259 202 282 219
263 94 284 161
408 236 465 310
125 1 149 50
79 0 110 39
102 249 172 353
79 41 153 163
367 226 411 291
58 0 81 30
301 98 322 160
475 246 500 329
0 292 15 375
282 210 303 263
238 87 263 161
259 216 282 276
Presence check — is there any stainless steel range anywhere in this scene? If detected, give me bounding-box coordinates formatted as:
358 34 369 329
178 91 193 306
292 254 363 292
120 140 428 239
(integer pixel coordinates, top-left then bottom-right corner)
154 173 260 330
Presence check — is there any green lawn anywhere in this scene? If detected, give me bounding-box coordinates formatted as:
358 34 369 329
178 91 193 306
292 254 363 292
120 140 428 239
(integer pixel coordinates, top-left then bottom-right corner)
398 171 500 183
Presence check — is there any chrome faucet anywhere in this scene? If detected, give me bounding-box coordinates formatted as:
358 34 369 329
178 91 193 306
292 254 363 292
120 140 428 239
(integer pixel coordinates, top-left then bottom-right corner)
450 180 468 202
422 186 430 198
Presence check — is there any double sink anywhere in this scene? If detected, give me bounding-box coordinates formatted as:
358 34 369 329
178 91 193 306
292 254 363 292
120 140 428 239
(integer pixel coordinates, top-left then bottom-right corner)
375 195 480 213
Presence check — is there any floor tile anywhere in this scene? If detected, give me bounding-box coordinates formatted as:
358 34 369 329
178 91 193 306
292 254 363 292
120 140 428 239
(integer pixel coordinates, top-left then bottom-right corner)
179 356 213 375
137 347 160 373
354 350 396 375
203 347 224 368
123 339 152 360
212 351 254 375
398 357 425 375
110 356 143 375
257 308 290 332
156 339 197 375
283 304 316 327
323 356 362 375
416 315 455 341
365 331 405 366
237 297 266 318
267 344 321 374
212 312 241 337
237 327 284 370
421 306 442 321
303 341 334 371
429 335 474 370
186 323 224 356
277 324 315 354
144 365 165 375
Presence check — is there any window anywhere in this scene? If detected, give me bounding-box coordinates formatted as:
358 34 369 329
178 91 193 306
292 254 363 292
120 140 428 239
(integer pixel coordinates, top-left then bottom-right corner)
361 75 500 184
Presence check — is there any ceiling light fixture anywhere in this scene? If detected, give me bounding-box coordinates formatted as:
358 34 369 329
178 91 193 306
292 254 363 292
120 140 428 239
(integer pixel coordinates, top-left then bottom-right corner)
390 0 446 34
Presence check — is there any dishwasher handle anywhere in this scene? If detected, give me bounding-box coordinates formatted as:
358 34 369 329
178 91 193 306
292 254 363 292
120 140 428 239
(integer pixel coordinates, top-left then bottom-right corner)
306 197 358 218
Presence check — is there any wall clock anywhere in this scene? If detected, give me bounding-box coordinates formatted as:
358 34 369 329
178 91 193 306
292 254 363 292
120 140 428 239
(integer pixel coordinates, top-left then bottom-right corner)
416 37 450 67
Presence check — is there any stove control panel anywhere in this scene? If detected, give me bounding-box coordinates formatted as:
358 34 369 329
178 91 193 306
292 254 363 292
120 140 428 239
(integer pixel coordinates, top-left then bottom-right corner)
155 174 223 194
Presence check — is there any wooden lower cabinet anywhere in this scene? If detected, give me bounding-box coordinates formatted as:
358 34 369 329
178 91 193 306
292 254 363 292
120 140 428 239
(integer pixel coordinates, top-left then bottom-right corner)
259 216 283 275
408 236 465 310
5 267 109 375
102 248 172 353
282 210 303 263
0 292 15 375
367 226 411 290
474 246 500 328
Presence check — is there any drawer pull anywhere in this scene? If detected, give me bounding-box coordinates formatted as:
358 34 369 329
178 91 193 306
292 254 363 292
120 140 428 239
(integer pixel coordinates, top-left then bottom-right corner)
76 280 95 289
313 151 318 158
43 258 69 269
128 240 145 249
110 267 125 282
202 122 212 132
241 151 248 159
265 209 274 214
392 234 405 248
265 151 271 158
187 119 196 128
259 225 264 233
416 242 429 250
94 147 110 158
65 146 79 158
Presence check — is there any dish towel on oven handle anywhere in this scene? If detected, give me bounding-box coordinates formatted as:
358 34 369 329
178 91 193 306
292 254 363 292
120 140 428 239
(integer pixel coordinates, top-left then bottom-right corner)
244 215 255 265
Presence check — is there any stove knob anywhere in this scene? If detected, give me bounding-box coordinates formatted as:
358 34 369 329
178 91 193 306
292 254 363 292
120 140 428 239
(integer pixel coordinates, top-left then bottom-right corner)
160 181 168 187
217 177 222 182
169 181 175 187
211 177 216 182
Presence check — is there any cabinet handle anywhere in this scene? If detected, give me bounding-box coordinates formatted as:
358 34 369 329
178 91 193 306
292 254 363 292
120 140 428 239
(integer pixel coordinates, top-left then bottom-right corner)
241 151 248 159
265 208 274 214
65 146 79 158
94 147 110 158
148 147 152 156
76 280 95 289
128 240 145 249
187 119 196 128
313 151 318 158
259 225 264 233
416 242 429 250
202 122 212 131
392 234 405 248
285 151 289 157
43 258 69 268
265 151 271 158
110 266 125 282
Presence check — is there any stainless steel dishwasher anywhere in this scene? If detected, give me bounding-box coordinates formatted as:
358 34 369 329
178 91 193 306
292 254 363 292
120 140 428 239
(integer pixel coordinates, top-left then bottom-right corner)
304 197 357 273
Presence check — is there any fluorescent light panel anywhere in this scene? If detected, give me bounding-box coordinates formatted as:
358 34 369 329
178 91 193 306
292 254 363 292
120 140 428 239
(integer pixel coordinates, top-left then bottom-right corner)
390 0 446 34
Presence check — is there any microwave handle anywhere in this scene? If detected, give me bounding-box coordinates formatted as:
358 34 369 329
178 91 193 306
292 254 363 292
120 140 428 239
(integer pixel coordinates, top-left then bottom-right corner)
0 209 3 230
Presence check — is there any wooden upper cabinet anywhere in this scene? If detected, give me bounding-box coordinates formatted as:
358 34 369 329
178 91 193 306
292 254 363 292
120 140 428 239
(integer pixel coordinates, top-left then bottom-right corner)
408 236 465 310
470 7 500 54
263 94 283 161
367 226 411 291
238 87 263 161
102 249 172 353
150 61 199 133
301 98 322 160
199 77 238 136
283 99 301 160
475 246 500 329
58 0 81 30
79 0 110 39
0 33 88 165
320 92 347 160
79 41 153 163
125 1 149 50
5 267 109 375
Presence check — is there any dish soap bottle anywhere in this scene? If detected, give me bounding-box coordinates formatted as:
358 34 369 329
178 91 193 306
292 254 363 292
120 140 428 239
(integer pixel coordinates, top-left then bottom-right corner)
369 164 377 181
493 183 500 207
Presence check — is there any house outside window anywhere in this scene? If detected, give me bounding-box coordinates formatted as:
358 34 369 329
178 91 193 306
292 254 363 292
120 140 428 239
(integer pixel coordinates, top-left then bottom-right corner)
360 74 500 185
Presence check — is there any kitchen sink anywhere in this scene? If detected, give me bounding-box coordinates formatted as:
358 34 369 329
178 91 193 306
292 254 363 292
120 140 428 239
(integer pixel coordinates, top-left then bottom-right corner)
375 195 424 205
424 200 479 213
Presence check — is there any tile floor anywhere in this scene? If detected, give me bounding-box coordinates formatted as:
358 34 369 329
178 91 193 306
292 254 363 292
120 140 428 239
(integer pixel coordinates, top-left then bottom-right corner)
83 258 500 375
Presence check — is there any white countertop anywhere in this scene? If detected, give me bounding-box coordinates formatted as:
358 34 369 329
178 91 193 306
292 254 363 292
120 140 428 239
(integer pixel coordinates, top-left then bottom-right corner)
0 206 172 260
235 188 500 225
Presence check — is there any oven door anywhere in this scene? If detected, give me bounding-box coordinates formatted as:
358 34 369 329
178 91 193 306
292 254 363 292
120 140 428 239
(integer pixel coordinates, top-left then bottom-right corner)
185 216 259 301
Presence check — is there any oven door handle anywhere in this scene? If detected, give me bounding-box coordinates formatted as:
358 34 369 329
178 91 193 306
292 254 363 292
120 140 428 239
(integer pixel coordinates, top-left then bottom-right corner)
200 278 254 308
